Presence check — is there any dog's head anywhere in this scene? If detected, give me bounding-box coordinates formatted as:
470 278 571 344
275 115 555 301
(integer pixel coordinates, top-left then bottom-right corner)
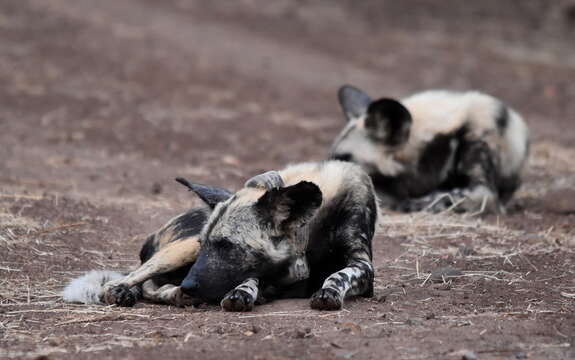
329 85 412 176
179 172 322 303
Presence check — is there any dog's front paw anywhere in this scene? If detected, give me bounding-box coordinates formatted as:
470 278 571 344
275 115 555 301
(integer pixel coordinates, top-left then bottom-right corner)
310 288 342 310
104 285 136 307
220 289 255 312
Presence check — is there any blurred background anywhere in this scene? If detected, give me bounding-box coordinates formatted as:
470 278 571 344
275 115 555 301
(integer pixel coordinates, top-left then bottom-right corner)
3 0 575 211
2 1 575 185
1 1 574 359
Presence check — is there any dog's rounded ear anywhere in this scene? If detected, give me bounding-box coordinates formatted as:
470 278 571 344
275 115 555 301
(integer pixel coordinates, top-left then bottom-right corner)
244 171 284 190
256 181 322 232
365 98 412 146
338 85 373 121
175 178 233 209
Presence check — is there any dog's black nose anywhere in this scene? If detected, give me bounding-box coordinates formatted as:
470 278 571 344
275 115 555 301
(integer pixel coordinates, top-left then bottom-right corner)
180 278 200 295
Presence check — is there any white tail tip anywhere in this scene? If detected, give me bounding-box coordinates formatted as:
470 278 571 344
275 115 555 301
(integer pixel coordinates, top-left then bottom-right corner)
62 270 125 304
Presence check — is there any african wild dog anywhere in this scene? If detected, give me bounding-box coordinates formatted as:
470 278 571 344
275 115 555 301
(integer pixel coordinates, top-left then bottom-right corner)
63 160 378 311
180 161 377 311
329 85 529 214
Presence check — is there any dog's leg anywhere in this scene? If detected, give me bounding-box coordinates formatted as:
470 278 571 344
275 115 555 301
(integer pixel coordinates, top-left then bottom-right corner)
310 252 374 310
310 185 376 310
453 139 500 214
395 189 465 213
220 278 260 312
141 280 197 307
102 235 200 306
398 140 501 214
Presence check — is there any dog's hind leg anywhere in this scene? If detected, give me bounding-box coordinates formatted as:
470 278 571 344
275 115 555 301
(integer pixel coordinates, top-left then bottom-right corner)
140 280 197 307
103 235 200 306
397 140 502 214
451 139 501 214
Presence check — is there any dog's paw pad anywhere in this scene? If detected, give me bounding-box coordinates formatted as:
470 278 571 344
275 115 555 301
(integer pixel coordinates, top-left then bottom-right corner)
310 288 342 310
221 289 255 312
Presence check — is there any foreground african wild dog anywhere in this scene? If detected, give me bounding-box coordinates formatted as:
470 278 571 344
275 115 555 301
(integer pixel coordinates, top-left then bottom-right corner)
63 160 378 311
329 85 529 214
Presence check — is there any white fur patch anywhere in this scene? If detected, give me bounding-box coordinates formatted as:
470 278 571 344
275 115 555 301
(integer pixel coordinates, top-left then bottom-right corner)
62 270 124 304
403 90 499 139
502 109 529 176
234 278 259 298
322 260 372 298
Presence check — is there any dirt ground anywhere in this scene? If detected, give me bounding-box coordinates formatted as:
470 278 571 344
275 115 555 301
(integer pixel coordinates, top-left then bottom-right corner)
1 1 575 359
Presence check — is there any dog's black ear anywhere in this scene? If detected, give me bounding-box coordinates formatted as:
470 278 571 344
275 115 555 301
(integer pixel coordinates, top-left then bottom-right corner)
365 98 412 146
256 181 322 232
175 178 233 208
338 85 372 121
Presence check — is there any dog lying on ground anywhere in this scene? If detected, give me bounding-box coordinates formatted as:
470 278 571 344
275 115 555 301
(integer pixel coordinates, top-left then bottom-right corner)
63 160 378 311
329 85 529 214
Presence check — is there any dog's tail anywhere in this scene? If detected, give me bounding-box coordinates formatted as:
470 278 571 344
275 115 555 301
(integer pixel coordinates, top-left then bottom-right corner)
62 270 125 304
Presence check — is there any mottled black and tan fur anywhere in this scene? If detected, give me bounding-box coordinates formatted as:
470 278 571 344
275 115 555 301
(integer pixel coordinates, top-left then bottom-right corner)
63 161 378 311
330 85 529 214
181 160 378 311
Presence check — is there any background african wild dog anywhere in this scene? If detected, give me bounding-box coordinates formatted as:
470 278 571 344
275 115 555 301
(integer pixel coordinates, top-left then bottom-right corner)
329 85 530 214
63 160 378 311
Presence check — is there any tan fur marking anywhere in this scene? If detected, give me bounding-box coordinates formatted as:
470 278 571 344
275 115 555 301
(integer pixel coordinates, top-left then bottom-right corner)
104 235 200 290
144 236 200 271
156 227 177 247
142 280 194 306
234 187 266 205
142 280 178 302
280 162 349 202
154 213 197 248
